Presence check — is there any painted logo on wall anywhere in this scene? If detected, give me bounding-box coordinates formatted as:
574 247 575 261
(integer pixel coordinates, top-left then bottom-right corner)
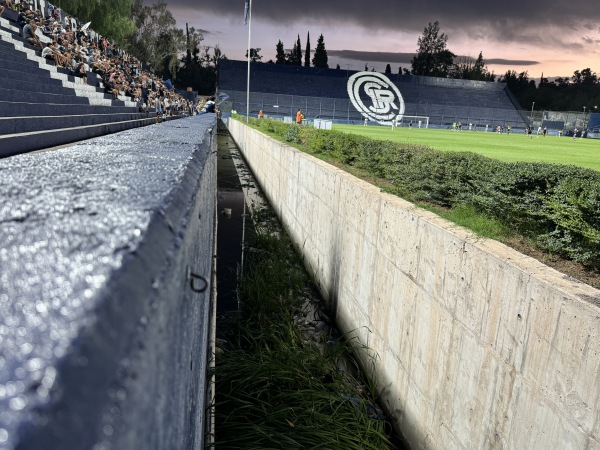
347 72 405 125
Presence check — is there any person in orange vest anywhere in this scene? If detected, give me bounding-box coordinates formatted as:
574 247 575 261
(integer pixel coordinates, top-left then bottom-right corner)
258 109 263 119
296 108 304 124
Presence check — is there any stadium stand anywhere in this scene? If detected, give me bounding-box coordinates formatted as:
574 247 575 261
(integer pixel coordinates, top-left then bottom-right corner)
587 112 600 138
0 2 198 158
218 60 531 129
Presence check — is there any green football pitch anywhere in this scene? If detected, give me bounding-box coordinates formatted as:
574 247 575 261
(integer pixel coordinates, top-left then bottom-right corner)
334 124 600 172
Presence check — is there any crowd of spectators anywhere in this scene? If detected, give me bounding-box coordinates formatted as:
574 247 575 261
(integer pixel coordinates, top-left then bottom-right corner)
3 1 210 117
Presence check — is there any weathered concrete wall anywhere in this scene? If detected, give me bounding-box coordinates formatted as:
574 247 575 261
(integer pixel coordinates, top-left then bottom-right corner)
0 115 217 450
228 119 600 450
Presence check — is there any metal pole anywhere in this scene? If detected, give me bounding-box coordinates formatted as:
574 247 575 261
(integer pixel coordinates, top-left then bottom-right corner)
245 0 252 123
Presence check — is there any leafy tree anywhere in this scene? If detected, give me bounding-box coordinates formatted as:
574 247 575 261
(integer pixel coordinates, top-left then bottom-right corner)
452 51 494 81
499 70 536 109
411 21 455 77
500 70 533 93
177 42 224 94
176 23 200 87
572 68 598 85
275 40 286 64
304 32 311 67
245 48 262 62
385 64 391 74
127 0 186 76
60 0 135 45
312 33 328 68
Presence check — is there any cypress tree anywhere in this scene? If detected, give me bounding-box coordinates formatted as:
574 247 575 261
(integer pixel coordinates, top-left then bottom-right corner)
304 32 311 67
275 40 286 64
312 34 328 68
294 34 302 66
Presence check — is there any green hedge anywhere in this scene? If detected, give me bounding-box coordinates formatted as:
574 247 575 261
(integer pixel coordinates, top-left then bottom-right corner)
246 117 600 268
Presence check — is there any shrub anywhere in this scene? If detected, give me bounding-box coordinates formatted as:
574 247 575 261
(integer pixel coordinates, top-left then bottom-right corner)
240 117 600 268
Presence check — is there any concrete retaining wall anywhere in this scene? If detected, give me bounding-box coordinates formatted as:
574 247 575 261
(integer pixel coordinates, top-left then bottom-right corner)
228 119 600 450
0 115 217 450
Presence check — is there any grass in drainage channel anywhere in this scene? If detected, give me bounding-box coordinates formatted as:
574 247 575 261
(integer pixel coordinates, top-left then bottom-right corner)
210 218 400 449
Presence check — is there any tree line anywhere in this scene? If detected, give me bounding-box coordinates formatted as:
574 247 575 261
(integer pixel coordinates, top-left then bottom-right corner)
408 21 600 112
247 32 329 68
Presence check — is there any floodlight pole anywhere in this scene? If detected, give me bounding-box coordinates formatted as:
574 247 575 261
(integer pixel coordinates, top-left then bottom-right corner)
530 102 535 125
246 0 252 124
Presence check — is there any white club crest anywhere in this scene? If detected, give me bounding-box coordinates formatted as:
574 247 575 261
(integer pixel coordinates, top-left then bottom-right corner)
347 72 405 125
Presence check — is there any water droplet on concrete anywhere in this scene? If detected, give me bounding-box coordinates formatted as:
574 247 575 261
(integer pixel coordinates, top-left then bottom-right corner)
9 395 27 411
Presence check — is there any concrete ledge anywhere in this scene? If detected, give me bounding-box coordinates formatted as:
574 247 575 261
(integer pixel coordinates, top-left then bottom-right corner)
0 115 217 449
227 119 600 450
0 117 158 158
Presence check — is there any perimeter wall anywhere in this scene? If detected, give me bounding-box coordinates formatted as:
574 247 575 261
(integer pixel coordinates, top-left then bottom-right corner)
227 119 600 450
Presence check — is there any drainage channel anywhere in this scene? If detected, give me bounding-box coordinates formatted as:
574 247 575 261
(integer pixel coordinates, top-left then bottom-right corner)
216 125 254 321
214 122 408 448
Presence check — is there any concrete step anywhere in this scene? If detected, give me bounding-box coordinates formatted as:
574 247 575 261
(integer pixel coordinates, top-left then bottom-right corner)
1 77 79 97
0 47 43 68
0 65 64 86
0 87 89 105
0 116 159 157
0 112 152 135
0 101 146 117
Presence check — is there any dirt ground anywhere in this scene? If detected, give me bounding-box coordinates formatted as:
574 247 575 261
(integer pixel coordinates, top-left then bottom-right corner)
505 235 600 290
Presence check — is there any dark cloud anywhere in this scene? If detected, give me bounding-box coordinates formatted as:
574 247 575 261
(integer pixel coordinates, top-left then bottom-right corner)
485 58 538 66
325 50 539 67
327 50 539 66
165 0 600 46
327 50 414 64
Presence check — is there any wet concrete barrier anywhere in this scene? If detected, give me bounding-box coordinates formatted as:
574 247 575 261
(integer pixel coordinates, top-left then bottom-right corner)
0 115 217 450
227 118 600 450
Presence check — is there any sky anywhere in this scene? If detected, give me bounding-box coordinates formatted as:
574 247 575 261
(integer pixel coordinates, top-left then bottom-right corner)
162 0 600 80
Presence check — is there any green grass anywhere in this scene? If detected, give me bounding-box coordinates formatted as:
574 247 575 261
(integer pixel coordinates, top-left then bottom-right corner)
212 223 400 449
420 203 510 241
334 125 600 172
237 116 600 281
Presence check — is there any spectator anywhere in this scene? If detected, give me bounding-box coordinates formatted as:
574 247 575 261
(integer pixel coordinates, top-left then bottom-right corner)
73 60 88 84
0 0 13 17
23 19 43 50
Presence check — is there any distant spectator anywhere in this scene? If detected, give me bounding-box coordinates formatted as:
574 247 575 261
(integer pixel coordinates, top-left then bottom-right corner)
206 97 216 113
141 83 149 111
73 60 88 84
23 19 43 50
41 42 55 61
0 0 13 17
